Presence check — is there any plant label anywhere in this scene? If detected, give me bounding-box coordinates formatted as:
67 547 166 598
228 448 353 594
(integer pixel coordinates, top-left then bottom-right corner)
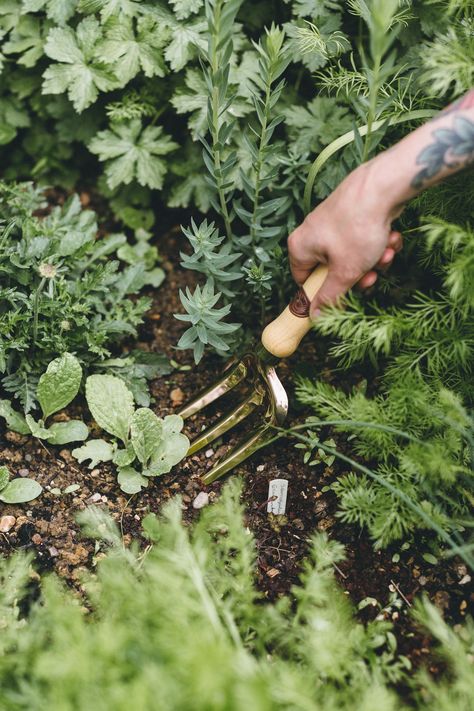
267 479 288 515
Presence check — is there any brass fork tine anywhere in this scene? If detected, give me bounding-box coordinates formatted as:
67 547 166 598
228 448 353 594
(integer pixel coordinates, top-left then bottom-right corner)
178 358 249 419
187 389 265 456
201 421 274 485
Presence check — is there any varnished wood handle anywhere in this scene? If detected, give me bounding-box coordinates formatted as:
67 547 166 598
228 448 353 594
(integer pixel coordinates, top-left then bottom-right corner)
261 264 328 358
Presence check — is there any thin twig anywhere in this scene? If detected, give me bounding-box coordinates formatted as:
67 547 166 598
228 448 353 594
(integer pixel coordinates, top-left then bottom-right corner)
390 579 412 607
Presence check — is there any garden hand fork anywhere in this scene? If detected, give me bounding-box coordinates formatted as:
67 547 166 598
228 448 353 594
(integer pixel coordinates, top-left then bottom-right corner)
179 264 328 484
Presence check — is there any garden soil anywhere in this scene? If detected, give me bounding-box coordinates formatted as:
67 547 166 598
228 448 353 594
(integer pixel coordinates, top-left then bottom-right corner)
0 223 472 681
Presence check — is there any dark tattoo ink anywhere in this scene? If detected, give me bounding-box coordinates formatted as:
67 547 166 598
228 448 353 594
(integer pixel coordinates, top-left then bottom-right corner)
411 115 474 190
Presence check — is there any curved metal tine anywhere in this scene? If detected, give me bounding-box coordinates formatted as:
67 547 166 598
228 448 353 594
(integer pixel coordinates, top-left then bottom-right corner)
186 390 265 456
201 421 274 485
178 359 249 419
187 389 265 456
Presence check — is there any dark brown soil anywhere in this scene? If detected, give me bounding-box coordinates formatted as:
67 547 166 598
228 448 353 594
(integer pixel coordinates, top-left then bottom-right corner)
0 225 472 679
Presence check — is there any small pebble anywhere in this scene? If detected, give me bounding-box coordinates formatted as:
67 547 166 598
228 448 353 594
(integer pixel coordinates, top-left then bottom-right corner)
32 533 42 545
18 468 29 477
419 576 428 586
266 568 280 578
48 546 59 557
205 449 214 458
170 387 185 407
25 454 32 462
90 469 100 477
0 515 16 532
459 574 471 585
88 493 102 503
256 464 265 472
193 491 209 510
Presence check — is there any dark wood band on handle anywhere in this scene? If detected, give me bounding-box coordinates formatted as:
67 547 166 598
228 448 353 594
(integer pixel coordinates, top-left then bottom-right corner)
261 264 328 358
288 287 311 318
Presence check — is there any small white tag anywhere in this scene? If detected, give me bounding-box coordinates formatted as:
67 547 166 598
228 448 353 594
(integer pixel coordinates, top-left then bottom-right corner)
267 479 288 515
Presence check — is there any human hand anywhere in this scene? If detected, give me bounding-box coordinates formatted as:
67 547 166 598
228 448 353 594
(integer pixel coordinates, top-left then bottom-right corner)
288 163 403 318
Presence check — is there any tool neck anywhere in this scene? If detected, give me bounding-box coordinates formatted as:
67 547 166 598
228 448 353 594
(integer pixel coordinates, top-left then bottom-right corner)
256 343 279 366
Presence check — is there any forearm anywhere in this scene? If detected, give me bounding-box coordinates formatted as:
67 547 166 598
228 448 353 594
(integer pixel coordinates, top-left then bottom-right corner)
361 90 474 216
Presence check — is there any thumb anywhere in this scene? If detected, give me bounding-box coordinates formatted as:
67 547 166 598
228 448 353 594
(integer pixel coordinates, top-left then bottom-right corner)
310 268 352 319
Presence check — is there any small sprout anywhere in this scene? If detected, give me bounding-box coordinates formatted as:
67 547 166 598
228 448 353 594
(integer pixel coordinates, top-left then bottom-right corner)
63 484 80 494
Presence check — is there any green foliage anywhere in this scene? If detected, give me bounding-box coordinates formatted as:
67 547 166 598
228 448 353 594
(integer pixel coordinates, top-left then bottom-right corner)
175 0 457 362
0 480 472 709
176 282 239 363
0 464 42 503
89 119 178 190
0 182 162 410
313 217 474 399
0 1 464 365
0 353 89 445
72 374 189 492
295 371 473 549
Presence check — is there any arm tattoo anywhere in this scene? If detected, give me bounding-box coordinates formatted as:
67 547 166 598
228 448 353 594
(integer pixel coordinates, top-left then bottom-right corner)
411 115 474 190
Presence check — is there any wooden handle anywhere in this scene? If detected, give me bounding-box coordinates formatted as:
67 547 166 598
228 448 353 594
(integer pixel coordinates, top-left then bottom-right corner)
261 264 328 358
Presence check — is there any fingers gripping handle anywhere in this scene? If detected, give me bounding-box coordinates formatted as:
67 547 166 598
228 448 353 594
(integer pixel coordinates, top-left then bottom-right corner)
261 264 328 358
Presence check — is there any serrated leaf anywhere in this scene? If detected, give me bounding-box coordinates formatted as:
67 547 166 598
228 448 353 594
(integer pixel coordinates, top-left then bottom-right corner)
72 439 115 468
45 420 89 445
42 18 118 111
130 408 163 466
0 400 30 435
89 119 177 190
0 478 42 504
85 374 134 443
37 353 82 419
117 466 148 494
100 16 168 84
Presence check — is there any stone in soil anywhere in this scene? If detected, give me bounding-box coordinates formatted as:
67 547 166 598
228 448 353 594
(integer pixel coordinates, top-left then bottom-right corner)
0 515 16 532
192 492 209 509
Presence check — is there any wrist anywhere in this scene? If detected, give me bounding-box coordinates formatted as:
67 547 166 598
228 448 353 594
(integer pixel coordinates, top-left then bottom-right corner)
359 154 413 219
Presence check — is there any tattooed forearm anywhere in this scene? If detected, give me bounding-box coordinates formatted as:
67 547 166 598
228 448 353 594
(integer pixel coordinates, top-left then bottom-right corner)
411 114 474 189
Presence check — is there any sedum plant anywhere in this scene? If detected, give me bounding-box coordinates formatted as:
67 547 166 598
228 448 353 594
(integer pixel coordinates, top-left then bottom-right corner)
0 353 88 446
72 374 189 494
0 480 472 710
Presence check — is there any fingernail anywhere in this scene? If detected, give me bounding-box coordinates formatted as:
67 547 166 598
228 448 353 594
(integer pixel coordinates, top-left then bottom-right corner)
310 308 321 320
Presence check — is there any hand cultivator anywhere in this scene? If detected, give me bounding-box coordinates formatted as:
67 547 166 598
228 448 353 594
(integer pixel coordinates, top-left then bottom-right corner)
179 265 328 483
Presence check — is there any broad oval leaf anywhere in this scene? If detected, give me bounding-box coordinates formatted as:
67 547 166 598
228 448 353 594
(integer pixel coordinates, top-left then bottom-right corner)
0 478 42 504
146 415 189 477
117 467 148 495
85 375 134 442
45 420 89 445
0 400 30 435
37 353 82 420
113 444 136 467
130 408 163 466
